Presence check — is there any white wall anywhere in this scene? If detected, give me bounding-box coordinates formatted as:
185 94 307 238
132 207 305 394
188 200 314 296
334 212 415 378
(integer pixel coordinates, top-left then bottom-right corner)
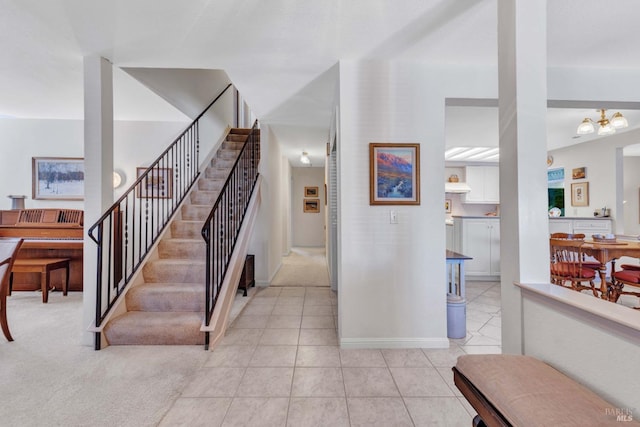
248 125 289 285
338 60 447 348
0 118 191 210
292 167 325 247
624 156 640 236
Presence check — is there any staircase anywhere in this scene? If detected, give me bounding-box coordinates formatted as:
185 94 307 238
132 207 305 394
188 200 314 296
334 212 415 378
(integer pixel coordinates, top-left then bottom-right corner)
103 128 252 345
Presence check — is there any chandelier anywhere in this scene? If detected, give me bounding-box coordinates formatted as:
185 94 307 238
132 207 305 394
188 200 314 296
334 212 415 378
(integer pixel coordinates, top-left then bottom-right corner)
576 109 628 136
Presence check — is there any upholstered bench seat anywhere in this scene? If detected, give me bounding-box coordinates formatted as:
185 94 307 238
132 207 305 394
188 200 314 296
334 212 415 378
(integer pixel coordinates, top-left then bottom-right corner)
453 354 636 426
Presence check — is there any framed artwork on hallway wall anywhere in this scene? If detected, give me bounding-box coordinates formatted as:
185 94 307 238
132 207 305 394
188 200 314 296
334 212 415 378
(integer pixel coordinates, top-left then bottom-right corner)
304 199 320 213
571 182 589 207
32 157 84 200
304 186 318 197
369 143 420 205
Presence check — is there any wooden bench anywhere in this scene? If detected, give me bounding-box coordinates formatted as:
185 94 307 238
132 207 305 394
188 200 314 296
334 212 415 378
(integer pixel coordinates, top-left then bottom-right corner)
9 258 70 303
453 354 637 426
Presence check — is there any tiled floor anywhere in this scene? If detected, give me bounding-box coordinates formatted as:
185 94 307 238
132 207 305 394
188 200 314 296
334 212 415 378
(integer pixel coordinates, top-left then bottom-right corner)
160 281 502 426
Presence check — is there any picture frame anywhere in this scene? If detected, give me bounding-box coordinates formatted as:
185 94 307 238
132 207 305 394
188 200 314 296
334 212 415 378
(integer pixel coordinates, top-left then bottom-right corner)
303 199 320 213
32 157 84 200
572 167 586 180
571 182 589 207
136 167 173 198
369 143 420 205
304 186 319 197
445 199 452 213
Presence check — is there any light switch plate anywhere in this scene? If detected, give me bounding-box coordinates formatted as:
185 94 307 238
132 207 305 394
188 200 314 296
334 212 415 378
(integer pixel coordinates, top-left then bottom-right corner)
390 210 398 224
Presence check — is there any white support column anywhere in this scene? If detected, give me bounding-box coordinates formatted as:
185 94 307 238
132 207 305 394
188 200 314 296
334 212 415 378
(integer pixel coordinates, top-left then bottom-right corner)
82 56 114 346
498 0 550 354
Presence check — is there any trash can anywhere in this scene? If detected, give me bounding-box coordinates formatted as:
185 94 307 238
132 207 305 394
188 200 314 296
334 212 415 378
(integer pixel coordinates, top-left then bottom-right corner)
447 293 466 339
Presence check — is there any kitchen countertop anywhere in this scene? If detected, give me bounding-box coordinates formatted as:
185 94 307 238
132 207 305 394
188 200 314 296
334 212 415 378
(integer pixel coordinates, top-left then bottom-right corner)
549 216 612 220
452 215 500 219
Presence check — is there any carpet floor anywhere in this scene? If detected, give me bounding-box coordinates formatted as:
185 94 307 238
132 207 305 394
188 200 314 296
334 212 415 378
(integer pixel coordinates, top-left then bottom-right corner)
270 247 330 288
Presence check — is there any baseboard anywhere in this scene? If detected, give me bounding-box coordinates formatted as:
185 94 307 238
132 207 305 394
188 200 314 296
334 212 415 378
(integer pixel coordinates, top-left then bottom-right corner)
340 337 450 349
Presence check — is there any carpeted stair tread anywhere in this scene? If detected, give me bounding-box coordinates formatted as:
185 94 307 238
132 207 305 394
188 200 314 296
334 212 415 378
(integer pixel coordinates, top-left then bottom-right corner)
158 238 205 259
104 311 204 345
126 282 205 312
143 259 205 283
181 204 213 221
171 220 202 238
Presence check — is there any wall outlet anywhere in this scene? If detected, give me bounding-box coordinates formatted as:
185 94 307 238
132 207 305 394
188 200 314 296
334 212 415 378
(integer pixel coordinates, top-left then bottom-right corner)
390 210 398 224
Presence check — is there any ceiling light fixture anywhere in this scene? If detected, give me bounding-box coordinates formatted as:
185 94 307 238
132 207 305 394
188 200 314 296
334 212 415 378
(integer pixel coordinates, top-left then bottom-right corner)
300 152 311 165
576 109 628 136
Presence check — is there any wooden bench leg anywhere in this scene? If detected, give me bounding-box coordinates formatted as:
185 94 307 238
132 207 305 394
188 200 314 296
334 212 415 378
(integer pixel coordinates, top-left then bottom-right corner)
42 270 49 303
63 264 69 296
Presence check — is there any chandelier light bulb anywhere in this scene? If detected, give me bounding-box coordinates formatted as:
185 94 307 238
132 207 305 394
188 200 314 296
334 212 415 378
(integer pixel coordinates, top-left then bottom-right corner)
610 112 628 129
300 152 311 164
576 118 595 135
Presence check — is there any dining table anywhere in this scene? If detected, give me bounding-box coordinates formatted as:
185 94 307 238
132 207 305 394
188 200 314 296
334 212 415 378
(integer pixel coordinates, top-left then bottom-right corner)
582 239 640 300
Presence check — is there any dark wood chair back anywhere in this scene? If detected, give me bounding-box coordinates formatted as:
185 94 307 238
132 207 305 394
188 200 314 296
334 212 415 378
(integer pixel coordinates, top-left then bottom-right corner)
0 238 24 341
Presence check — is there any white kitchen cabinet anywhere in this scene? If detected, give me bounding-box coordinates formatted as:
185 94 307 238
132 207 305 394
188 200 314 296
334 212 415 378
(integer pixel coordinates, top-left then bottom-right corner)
548 219 573 235
453 217 500 279
463 166 499 204
446 224 454 250
548 218 612 238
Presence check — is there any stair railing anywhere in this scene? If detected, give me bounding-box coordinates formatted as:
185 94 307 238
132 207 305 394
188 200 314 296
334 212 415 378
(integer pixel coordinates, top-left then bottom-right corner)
201 120 260 349
88 83 232 350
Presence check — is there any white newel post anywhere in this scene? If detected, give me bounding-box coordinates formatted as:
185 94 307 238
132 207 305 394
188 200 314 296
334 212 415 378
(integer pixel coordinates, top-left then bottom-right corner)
82 56 114 346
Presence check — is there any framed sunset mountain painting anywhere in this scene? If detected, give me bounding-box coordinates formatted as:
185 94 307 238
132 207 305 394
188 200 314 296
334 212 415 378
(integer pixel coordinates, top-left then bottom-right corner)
369 143 420 205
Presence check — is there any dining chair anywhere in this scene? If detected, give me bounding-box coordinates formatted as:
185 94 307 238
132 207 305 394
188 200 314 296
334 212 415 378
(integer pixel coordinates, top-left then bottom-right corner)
611 265 640 309
549 238 600 297
549 233 600 270
0 238 24 341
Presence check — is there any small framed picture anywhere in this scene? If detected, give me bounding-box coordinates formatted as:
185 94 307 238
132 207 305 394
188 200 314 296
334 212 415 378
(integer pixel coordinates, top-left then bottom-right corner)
571 182 589 207
305 186 319 197
136 167 173 199
369 143 420 205
572 167 586 180
445 199 452 213
304 199 320 213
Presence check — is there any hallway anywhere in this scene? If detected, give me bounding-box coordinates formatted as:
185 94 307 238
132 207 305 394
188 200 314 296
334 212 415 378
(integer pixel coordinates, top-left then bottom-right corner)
159 249 501 426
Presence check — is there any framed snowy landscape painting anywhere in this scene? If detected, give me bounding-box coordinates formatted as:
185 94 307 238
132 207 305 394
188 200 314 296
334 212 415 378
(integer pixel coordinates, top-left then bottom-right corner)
32 157 84 200
369 143 420 205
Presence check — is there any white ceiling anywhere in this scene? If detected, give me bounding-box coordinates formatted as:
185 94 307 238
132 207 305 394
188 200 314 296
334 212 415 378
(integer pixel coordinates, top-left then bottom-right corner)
2 0 640 165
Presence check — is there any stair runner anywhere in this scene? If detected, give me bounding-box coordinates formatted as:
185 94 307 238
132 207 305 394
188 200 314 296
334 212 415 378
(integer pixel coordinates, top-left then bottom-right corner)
103 128 252 345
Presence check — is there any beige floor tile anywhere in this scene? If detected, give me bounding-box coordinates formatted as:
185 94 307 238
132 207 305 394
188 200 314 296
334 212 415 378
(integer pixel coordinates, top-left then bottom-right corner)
204 345 256 367
236 367 294 397
459 345 501 354
277 296 304 306
266 315 302 329
390 367 454 397
303 304 333 316
342 367 399 397
287 397 350 427
257 288 282 298
301 315 334 329
292 367 345 397
222 397 289 427
422 345 467 368
347 397 413 427
249 345 297 367
182 367 245 397
259 328 300 346
304 288 334 298
381 348 432 367
279 287 306 297
298 328 338 346
159 397 231 427
241 304 275 316
272 304 304 316
436 366 463 397
404 397 474 426
304 296 334 306
295 346 340 367
251 296 278 306
231 314 269 329
339 349 386 367
219 328 264 346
